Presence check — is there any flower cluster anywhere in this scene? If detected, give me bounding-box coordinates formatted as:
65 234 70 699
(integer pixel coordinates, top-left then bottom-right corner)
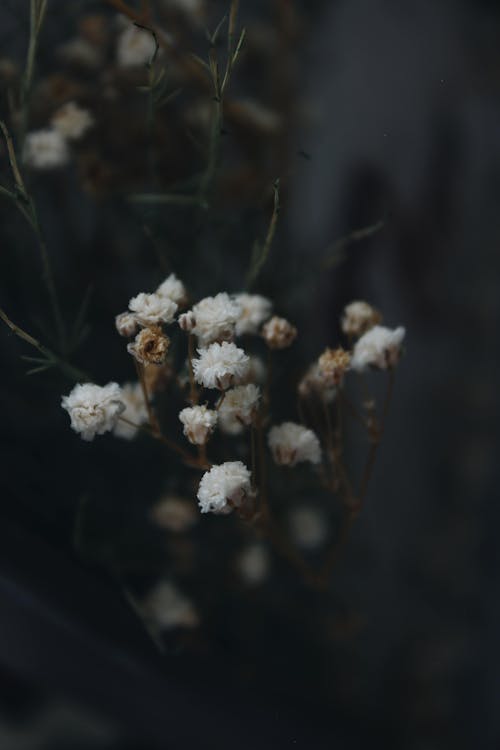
24 101 94 170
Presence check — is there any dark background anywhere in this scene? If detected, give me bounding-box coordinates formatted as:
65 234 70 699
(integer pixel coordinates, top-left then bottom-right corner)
0 0 499 748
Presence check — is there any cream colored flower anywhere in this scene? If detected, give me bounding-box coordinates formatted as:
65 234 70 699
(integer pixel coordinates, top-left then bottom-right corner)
113 383 148 439
268 422 321 467
317 347 351 387
234 293 272 336
289 507 328 551
262 316 297 350
127 325 170 365
298 363 336 403
218 384 260 435
61 382 125 441
192 341 249 390
51 101 94 141
237 543 270 585
141 581 199 630
179 405 217 445
115 311 139 338
156 273 188 307
129 292 177 327
190 293 240 345
341 300 382 338
351 325 406 371
23 129 69 169
116 24 156 68
197 461 252 514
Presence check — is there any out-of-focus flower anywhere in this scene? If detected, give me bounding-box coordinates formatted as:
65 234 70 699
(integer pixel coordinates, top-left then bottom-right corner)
237 543 270 585
234 293 272 336
179 405 217 445
113 383 148 439
58 38 103 69
151 495 198 533
268 422 321 467
178 311 195 332
341 300 382 338
262 316 297 350
218 384 260 435
351 325 406 371
156 273 188 307
242 355 267 385
116 24 156 68
141 581 199 630
129 292 177 327
127 325 170 365
192 342 249 390
288 507 328 551
298 363 336 403
23 129 69 169
197 461 252 514
317 347 351 387
51 101 94 140
62 382 124 441
115 311 139 338
189 293 241 345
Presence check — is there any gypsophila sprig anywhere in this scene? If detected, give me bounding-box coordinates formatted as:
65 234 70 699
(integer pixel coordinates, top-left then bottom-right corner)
129 292 178 327
268 422 322 467
156 273 188 307
218 384 260 435
192 341 249 390
179 405 218 445
234 293 272 336
341 300 382 338
262 315 297 350
351 325 405 371
62 382 125 441
197 461 252 515
188 293 241 345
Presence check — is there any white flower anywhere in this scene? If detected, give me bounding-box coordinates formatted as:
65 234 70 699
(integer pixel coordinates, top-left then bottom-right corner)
261 316 297 349
61 382 125 441
190 292 241 345
115 311 139 337
218 384 260 435
289 507 328 551
129 292 177 327
178 311 195 332
268 422 321 467
116 24 156 68
298 363 336 403
113 383 148 439
192 341 249 390
141 581 199 630
156 273 187 306
351 325 406 372
341 300 381 338
237 543 270 585
179 405 217 445
234 293 272 336
23 129 69 169
51 101 94 141
151 495 197 533
197 461 252 514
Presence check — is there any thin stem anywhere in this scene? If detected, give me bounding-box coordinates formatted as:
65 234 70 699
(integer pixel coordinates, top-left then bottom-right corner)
358 369 395 506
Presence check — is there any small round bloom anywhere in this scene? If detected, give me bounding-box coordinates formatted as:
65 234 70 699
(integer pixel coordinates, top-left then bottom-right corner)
156 273 188 307
197 461 252 514
113 382 148 439
268 422 321 467
237 543 270 585
190 293 241 345
234 293 272 336
127 325 170 365
351 325 406 372
298 363 336 403
289 507 328 551
129 292 177 327
61 382 125 441
23 129 69 169
317 347 351 387
116 24 157 68
341 300 382 338
178 311 195 332
192 341 250 390
218 384 260 435
115 311 139 337
262 316 297 350
141 581 199 630
151 495 198 533
179 405 217 445
51 101 94 141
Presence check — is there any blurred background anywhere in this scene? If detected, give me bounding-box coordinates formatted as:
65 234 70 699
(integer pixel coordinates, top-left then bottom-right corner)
0 0 499 748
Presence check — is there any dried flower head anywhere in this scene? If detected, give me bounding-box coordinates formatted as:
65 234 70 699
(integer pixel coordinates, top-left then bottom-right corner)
268 422 321 467
151 495 198 533
113 382 148 439
188 293 241 345
51 101 94 140
218 384 261 435
141 581 199 630
341 300 382 338
262 316 297 350
128 292 178 327
317 347 351 387
127 325 170 365
234 293 272 336
179 405 217 445
237 543 270 585
61 382 124 441
156 273 188 307
116 24 157 68
23 129 69 169
115 311 139 338
197 461 252 514
288 507 328 551
192 341 250 390
351 325 406 372
298 363 336 403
